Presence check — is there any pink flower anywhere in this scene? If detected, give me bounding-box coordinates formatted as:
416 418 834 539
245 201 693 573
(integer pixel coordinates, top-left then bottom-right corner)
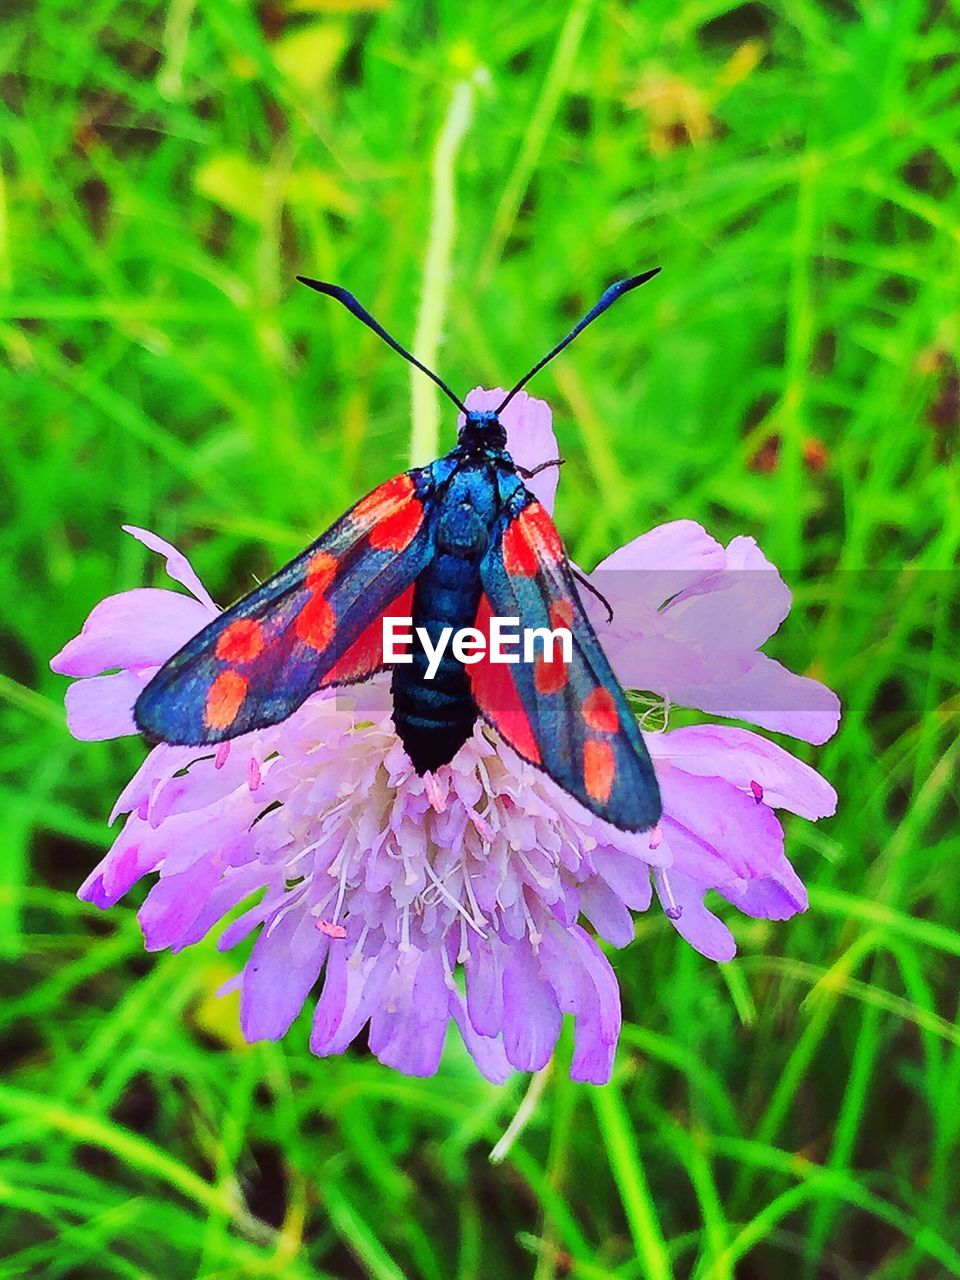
587 522 838 745
51 390 838 1084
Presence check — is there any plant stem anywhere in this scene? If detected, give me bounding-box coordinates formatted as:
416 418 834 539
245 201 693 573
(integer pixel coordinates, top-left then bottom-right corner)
410 76 478 466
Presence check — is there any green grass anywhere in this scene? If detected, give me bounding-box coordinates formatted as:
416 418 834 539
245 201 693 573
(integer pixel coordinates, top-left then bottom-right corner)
2 0 959 1275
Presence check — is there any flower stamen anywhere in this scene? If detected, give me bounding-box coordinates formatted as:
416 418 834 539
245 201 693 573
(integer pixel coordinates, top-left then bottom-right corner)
520 890 543 950
400 904 411 953
422 856 488 938
459 861 487 930
654 869 683 920
329 849 353 926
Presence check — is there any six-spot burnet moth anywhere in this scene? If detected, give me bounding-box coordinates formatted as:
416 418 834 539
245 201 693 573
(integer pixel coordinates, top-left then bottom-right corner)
134 269 663 832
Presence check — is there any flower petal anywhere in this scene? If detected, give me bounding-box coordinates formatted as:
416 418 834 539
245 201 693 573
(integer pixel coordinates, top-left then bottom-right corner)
659 767 785 882
590 846 654 911
64 671 145 740
592 520 725 608
685 653 841 744
719 855 808 920
540 925 620 1084
109 742 205 825
578 876 635 947
661 535 792 652
51 589 213 677
650 725 837 819
450 992 512 1085
310 942 397 1057
369 948 450 1077
123 524 219 612
501 940 562 1072
241 910 328 1041
655 867 737 962
77 813 166 908
597 629 750 701
176 862 271 949
138 858 223 951
464 938 503 1038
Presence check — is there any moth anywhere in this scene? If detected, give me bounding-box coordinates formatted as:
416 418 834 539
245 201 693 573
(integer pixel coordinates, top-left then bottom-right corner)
135 271 663 833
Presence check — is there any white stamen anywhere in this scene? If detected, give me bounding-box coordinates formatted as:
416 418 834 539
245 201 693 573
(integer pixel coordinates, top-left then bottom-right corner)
460 863 487 929
265 884 308 936
423 857 487 937
520 891 542 950
349 924 370 967
655 869 683 920
518 851 558 889
330 849 352 926
287 837 325 868
440 940 458 992
399 904 411 953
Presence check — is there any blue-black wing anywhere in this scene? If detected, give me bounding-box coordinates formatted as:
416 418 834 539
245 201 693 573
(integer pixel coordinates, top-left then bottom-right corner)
135 469 437 743
472 489 661 833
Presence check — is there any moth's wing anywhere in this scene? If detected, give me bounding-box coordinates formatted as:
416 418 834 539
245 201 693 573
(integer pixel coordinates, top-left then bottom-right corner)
134 469 437 744
474 495 661 832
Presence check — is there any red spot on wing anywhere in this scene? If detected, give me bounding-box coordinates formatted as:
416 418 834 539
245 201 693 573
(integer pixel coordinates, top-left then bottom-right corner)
321 586 415 685
470 596 542 764
533 599 572 693
534 652 568 694
349 473 422 551
502 518 537 577
501 502 564 578
583 687 619 733
368 499 423 551
205 670 248 730
353 473 415 523
550 599 574 629
523 504 564 558
584 739 615 804
215 619 264 664
306 550 338 591
296 593 337 651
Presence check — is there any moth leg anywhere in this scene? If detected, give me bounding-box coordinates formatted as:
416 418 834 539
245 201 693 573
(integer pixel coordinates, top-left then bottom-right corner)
571 567 614 624
517 457 565 479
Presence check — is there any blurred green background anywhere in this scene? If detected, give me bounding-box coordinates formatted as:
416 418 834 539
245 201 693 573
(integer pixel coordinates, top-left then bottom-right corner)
2 0 959 1276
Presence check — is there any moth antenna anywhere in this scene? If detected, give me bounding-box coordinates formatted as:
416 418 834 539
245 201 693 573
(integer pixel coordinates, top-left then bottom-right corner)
297 277 468 415
496 268 662 414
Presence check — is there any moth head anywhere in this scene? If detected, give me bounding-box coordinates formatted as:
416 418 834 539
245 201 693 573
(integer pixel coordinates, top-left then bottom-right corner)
458 408 507 450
